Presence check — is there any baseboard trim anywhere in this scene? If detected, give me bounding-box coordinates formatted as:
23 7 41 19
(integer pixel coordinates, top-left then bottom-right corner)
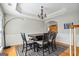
56 41 69 48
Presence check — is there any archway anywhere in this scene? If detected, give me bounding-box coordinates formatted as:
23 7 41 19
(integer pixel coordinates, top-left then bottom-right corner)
47 21 58 32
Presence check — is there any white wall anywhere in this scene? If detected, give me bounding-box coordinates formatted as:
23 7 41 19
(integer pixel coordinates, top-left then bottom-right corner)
4 4 79 47
0 5 3 47
44 14 79 47
5 14 79 47
0 16 2 47
5 15 45 46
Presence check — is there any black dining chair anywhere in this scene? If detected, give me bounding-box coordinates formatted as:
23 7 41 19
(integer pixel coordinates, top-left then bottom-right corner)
52 32 57 49
34 33 50 56
48 31 57 51
48 31 54 51
21 33 34 56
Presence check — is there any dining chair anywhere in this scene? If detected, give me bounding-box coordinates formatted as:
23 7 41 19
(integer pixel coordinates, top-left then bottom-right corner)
52 32 57 49
48 32 54 51
34 33 50 56
48 31 57 52
21 33 34 56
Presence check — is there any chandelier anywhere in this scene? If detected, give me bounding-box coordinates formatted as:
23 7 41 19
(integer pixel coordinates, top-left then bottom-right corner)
38 6 47 19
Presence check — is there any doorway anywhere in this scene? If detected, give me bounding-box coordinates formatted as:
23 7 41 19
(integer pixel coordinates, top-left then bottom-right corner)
47 21 58 32
48 24 57 32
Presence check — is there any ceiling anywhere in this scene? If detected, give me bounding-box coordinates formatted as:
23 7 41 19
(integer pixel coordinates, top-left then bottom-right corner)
1 3 79 21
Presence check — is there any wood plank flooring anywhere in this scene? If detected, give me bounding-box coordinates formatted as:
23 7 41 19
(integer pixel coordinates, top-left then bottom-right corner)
3 46 16 56
2 45 79 56
60 47 79 56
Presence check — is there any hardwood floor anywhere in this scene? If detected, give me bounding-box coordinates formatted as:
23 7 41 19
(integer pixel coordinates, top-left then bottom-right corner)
2 45 79 56
3 46 17 56
59 47 79 56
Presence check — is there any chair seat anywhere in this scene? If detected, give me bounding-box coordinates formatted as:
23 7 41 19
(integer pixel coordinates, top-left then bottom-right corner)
27 40 34 44
48 40 52 42
34 41 42 44
34 41 48 45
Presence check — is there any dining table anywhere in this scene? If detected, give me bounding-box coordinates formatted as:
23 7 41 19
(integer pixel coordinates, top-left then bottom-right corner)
28 33 45 40
28 33 45 52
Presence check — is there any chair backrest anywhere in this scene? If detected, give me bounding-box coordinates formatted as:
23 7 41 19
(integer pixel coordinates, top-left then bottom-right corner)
43 33 48 42
48 31 53 40
43 33 49 45
52 32 57 40
48 31 57 40
36 35 43 41
43 33 49 41
21 33 27 42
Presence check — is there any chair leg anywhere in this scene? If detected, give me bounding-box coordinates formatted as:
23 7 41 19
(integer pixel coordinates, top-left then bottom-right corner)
48 45 50 54
30 43 32 49
37 44 39 52
22 42 24 53
34 43 36 52
52 41 54 51
22 46 24 52
54 40 57 49
43 46 44 56
25 50 27 56
25 44 27 56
